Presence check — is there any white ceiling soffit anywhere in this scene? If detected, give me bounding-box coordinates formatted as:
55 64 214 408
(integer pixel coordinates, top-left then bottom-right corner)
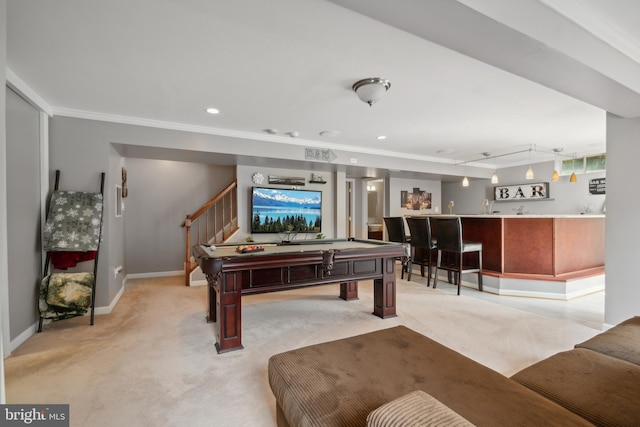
328 0 640 118
9 0 632 173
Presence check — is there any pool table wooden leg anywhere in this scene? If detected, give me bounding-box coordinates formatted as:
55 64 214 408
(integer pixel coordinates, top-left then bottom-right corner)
214 272 243 353
340 281 359 300
372 257 397 319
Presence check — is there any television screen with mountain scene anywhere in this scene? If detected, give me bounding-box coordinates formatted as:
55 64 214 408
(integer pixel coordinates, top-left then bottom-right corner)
251 187 322 233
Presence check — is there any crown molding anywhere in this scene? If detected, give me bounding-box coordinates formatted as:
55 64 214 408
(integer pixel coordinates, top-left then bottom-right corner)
5 67 53 116
51 107 453 165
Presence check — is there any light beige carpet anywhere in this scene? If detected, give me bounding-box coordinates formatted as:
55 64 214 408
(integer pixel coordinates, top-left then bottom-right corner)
4 275 600 427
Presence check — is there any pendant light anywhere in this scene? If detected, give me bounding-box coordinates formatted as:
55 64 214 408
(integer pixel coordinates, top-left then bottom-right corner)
525 165 534 180
569 153 578 183
483 152 499 184
525 144 534 180
551 148 562 181
459 159 469 187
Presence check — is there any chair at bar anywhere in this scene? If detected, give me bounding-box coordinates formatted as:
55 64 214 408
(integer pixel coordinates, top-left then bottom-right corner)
383 216 410 279
405 216 437 286
430 216 483 295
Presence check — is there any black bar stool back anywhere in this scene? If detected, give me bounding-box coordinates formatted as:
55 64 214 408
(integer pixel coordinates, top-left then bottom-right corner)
431 217 483 295
405 216 437 286
383 216 409 279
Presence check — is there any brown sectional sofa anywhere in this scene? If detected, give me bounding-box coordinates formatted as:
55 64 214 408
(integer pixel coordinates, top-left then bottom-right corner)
268 317 640 426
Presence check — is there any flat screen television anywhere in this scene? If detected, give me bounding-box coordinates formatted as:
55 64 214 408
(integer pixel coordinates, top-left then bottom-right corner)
251 187 322 234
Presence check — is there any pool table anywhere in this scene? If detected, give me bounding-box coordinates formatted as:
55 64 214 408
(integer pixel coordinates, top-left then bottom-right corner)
192 238 407 353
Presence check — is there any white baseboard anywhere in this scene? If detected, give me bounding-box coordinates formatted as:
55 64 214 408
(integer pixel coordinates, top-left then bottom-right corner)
124 270 183 280
7 271 188 356
94 284 125 316
8 282 130 356
9 323 38 354
429 271 605 301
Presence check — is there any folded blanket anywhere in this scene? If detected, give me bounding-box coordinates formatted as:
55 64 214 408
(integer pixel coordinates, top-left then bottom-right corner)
39 272 94 319
43 191 103 252
50 251 97 269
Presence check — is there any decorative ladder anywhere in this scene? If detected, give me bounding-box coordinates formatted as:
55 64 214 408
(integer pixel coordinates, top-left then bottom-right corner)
182 179 239 286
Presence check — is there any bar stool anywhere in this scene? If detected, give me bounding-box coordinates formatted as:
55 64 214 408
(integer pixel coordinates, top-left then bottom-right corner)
383 216 410 279
430 217 483 295
405 216 437 286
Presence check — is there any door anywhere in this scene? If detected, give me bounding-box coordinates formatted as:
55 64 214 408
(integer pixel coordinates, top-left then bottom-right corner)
6 87 42 340
345 180 354 239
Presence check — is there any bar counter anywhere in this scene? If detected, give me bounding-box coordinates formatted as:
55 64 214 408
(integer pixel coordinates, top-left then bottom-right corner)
411 214 605 299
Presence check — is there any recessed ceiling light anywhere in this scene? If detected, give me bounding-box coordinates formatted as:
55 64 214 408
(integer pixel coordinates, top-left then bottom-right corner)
205 107 219 115
319 130 340 137
376 135 387 140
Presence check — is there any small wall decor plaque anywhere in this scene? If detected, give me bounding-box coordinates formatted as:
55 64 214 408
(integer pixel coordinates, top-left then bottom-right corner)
268 176 305 186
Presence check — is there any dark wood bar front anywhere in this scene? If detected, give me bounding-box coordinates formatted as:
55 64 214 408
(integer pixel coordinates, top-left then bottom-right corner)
456 215 605 277
410 215 605 297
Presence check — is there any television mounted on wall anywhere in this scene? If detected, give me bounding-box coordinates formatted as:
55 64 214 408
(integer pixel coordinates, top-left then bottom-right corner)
251 187 322 234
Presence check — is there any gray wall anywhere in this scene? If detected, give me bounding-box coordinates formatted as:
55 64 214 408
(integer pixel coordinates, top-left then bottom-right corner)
388 177 443 217
442 160 606 215
236 164 335 242
123 157 234 273
4 108 632 341
6 88 41 339
50 117 117 308
605 113 640 326
49 117 240 304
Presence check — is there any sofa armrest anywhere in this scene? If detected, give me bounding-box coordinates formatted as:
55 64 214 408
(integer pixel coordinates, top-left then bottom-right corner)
367 390 475 427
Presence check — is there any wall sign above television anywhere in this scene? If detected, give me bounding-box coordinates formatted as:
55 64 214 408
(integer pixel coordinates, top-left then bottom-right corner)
251 187 322 233
494 182 550 201
268 176 305 186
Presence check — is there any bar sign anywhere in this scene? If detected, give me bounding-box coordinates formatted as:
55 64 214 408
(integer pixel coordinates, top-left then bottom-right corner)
494 182 549 201
589 178 605 195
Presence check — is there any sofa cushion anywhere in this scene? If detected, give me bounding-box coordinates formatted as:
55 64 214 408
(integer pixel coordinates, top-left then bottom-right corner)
367 390 475 427
269 326 592 427
511 348 640 427
575 316 640 365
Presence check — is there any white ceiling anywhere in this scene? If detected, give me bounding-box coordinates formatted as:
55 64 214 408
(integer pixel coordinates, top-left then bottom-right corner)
6 0 640 178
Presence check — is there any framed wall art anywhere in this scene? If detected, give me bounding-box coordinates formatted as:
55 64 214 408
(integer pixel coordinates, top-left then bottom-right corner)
401 187 431 210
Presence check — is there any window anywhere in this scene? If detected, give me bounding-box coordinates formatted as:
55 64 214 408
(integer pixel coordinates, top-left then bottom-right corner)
561 158 584 176
586 154 606 172
561 154 606 176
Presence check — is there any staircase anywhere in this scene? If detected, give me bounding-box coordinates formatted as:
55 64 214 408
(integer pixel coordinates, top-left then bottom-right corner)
182 179 239 286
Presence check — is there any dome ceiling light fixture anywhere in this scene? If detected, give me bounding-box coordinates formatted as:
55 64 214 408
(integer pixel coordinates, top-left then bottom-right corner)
352 77 391 107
